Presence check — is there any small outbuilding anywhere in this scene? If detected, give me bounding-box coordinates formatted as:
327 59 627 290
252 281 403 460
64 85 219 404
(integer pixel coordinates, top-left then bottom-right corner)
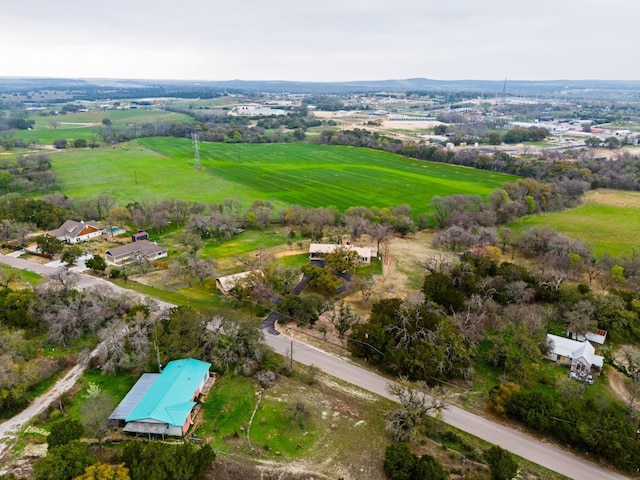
131 231 149 242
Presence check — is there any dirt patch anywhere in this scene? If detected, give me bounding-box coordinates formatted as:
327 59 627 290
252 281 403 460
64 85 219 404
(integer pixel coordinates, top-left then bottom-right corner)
586 189 640 208
608 369 631 406
374 230 455 300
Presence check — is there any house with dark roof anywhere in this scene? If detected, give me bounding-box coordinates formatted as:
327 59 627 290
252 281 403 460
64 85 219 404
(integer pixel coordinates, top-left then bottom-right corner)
48 220 103 244
104 240 168 265
109 358 212 438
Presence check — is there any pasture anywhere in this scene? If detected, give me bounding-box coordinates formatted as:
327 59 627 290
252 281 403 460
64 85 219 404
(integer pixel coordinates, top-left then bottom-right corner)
511 189 640 257
52 137 515 215
23 109 193 145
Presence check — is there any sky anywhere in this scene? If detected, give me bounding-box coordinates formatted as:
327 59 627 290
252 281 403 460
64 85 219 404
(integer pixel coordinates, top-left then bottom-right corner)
1 0 637 82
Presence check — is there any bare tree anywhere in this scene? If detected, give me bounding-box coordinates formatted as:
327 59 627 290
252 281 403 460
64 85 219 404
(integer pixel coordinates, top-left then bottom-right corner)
385 380 447 442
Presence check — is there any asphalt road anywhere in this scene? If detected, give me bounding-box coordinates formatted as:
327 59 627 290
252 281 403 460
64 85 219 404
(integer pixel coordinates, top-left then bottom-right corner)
264 333 629 480
0 252 631 478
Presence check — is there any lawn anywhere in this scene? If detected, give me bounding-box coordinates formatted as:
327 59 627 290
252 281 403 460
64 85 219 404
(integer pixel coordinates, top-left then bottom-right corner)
196 369 393 479
51 137 516 216
511 189 640 257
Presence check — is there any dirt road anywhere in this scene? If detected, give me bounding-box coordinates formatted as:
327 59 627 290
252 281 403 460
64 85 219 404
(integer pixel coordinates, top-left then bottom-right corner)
0 253 173 460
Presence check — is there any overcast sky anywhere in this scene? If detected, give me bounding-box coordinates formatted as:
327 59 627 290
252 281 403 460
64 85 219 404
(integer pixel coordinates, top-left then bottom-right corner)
1 0 636 82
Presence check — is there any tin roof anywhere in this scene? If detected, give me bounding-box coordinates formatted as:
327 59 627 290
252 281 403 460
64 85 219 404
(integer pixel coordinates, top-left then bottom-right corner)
125 358 211 427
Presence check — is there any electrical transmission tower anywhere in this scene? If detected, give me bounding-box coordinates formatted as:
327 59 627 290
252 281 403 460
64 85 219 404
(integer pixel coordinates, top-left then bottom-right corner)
192 132 201 170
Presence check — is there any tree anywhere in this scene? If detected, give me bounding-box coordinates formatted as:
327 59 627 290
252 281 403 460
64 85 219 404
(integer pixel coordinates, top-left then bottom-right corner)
62 245 83 265
48 418 84 448
301 264 341 297
385 380 446 442
584 136 601 148
383 443 417 480
36 235 64 259
187 255 217 285
325 248 359 274
330 301 360 340
74 463 130 480
118 440 215 480
33 441 95 480
415 454 448 480
604 136 620 149
484 445 518 480
86 254 107 274
81 382 115 448
53 138 68 149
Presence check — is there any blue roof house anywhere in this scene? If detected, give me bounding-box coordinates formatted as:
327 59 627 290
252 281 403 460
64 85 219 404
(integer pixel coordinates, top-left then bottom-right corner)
117 358 211 438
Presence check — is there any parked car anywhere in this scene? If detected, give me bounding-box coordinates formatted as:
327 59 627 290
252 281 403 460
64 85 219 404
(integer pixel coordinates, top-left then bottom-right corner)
569 371 579 380
586 375 594 385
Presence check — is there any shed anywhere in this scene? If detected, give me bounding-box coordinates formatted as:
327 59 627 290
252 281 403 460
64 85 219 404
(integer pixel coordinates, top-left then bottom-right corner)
132 231 149 242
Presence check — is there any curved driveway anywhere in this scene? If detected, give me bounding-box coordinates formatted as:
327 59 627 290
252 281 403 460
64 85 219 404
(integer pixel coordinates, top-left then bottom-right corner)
0 253 630 479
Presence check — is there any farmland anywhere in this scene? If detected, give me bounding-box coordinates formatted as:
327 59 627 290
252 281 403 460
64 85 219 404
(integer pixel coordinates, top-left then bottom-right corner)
23 109 193 144
52 138 516 215
511 189 640 256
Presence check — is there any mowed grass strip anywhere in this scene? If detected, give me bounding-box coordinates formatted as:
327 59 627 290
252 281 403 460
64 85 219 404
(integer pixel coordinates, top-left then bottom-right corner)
135 138 516 215
511 189 640 256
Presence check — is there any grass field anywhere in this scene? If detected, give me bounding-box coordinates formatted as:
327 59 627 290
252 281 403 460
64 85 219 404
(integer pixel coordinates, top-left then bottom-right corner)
511 189 640 257
22 109 193 145
51 137 515 216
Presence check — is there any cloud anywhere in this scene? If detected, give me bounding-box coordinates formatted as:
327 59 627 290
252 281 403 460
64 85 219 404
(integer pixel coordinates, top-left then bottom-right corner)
1 0 637 81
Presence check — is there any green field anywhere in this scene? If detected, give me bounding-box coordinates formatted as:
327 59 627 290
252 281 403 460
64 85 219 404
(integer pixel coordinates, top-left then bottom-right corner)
22 109 193 145
511 189 640 256
51 138 516 215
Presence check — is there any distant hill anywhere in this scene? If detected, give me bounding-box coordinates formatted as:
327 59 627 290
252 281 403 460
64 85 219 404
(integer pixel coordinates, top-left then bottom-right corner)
1 76 640 100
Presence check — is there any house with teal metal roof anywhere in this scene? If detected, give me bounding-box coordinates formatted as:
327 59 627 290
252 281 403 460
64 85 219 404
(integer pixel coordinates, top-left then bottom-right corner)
116 358 211 438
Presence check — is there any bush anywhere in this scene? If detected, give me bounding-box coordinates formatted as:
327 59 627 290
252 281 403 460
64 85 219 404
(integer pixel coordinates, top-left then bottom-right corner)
48 418 84 448
53 138 68 149
484 445 518 480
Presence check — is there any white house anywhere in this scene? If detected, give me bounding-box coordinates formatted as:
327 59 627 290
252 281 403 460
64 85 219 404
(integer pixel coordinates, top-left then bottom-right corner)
544 334 604 375
308 243 377 264
48 220 103 244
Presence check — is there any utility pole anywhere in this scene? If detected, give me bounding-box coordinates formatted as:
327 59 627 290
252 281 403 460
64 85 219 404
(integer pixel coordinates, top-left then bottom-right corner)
193 133 201 170
289 340 293 370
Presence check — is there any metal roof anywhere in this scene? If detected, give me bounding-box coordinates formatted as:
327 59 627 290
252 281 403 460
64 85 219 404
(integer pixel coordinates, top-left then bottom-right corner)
125 358 211 427
109 373 160 422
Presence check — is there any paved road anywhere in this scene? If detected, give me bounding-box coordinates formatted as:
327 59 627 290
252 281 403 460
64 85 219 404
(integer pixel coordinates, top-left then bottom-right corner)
264 333 629 480
0 253 630 478
0 253 173 460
